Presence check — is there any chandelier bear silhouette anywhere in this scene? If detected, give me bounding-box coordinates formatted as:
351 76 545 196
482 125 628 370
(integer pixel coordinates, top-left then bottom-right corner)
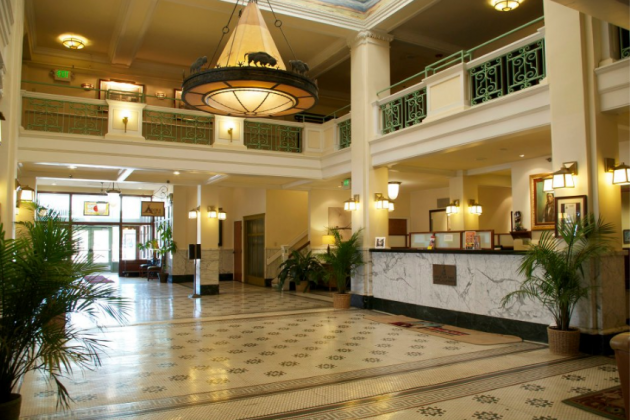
181 0 318 118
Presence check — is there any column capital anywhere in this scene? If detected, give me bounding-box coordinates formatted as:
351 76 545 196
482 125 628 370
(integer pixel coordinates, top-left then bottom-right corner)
347 30 394 49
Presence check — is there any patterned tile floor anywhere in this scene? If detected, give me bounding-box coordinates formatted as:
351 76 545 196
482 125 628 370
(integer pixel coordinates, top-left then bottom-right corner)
19 277 621 419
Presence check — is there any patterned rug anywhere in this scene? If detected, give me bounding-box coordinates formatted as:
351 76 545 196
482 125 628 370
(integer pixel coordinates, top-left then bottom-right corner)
563 386 626 420
84 275 114 284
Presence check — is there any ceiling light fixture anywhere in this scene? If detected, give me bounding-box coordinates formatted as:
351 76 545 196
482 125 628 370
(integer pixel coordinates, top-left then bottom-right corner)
491 0 524 12
107 182 122 198
181 0 318 117
388 182 401 200
60 34 87 50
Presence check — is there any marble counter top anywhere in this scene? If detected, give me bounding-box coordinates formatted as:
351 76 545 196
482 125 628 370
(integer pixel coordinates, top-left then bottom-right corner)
370 248 524 255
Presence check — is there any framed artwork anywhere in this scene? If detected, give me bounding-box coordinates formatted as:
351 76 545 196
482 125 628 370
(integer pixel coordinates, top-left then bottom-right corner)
141 201 165 217
99 79 144 102
84 201 109 216
623 229 630 245
555 195 587 238
529 173 555 230
328 207 352 241
375 237 386 249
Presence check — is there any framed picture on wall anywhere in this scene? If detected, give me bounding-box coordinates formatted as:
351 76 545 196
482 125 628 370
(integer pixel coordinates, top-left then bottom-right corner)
84 201 110 216
529 173 555 230
554 195 587 238
623 229 630 245
140 201 165 217
99 79 144 102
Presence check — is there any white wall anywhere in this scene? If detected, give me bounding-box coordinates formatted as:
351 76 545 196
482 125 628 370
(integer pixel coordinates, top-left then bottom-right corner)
479 186 513 233
409 187 450 232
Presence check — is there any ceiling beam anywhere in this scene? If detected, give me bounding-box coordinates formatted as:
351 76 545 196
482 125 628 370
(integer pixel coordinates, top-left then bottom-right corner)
117 168 135 181
307 38 349 79
109 0 159 68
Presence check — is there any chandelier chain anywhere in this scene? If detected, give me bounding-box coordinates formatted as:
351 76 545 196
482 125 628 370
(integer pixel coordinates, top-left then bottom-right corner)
265 0 297 61
209 0 243 69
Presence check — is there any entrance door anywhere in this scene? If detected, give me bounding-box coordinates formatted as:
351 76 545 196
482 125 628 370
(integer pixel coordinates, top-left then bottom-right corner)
74 226 113 271
244 215 265 286
234 221 242 282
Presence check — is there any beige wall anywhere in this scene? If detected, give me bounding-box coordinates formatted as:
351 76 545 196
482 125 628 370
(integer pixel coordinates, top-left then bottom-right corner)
409 187 450 232
218 187 234 249
478 186 512 233
309 189 353 248
265 190 308 248
232 188 266 222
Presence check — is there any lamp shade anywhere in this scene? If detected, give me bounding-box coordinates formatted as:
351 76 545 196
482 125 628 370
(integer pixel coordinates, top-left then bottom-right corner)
19 186 35 202
322 235 335 245
446 202 459 215
208 207 218 218
491 0 524 11
469 203 483 215
612 163 630 185
388 202 394 212
543 177 554 193
188 209 198 219
552 167 575 189
375 194 389 210
218 208 227 220
387 182 401 200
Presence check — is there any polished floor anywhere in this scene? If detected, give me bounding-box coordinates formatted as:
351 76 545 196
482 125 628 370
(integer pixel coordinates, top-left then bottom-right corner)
20 277 620 419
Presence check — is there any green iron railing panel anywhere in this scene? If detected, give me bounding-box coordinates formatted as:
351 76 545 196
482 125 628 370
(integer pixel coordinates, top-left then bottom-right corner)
380 87 426 135
470 39 546 105
23 98 108 136
338 119 351 149
620 28 630 59
244 121 302 153
143 110 213 144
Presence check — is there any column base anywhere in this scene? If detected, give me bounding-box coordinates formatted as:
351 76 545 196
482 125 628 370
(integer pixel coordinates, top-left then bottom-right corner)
199 284 219 295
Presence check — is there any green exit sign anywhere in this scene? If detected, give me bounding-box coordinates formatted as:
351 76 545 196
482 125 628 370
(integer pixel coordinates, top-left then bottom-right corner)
342 178 351 188
53 69 72 82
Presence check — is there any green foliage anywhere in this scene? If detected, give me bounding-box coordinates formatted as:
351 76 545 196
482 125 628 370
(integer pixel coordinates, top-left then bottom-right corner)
137 220 177 271
501 214 615 331
277 249 325 292
0 204 127 407
319 228 364 294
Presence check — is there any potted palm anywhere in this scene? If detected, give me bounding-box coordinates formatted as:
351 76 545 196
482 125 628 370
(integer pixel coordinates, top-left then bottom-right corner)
138 220 177 283
501 214 614 355
320 228 364 309
0 206 127 419
277 249 325 292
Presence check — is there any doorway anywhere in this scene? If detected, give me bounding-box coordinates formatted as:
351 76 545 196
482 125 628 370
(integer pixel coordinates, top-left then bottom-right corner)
430 209 447 231
234 221 242 282
74 226 113 271
244 214 265 286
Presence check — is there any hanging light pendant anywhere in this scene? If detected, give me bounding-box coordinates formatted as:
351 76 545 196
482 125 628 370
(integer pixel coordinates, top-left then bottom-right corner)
107 183 122 198
181 0 318 118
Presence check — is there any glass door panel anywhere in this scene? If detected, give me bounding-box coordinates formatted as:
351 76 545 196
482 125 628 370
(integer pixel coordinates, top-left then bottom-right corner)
121 227 138 261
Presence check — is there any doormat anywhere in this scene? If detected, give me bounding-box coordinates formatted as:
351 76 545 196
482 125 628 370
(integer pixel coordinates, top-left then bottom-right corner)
85 275 114 284
364 314 522 345
563 386 626 420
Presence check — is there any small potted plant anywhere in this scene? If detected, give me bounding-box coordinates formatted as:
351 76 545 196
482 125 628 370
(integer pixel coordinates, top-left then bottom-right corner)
0 206 127 419
277 249 325 292
502 214 614 355
138 220 177 283
320 228 364 309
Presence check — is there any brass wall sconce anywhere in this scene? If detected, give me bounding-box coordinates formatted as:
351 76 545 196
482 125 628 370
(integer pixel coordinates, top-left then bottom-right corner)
218 208 227 220
122 115 129 133
15 181 35 203
374 193 389 210
344 194 359 211
227 127 233 141
207 206 218 218
468 199 483 215
445 200 460 216
605 158 630 185
81 83 94 91
552 161 577 189
156 92 166 99
188 206 200 219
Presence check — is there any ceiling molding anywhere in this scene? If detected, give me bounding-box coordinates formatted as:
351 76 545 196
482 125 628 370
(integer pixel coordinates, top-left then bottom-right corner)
31 46 112 65
465 163 512 177
109 0 159 68
307 38 348 78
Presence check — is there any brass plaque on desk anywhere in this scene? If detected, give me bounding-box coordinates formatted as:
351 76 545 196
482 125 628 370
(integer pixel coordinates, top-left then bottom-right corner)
433 264 456 286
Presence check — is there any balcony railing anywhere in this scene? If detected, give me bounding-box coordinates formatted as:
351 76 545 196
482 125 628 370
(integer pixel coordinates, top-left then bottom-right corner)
380 87 427 134
620 28 630 59
244 121 302 153
143 109 213 145
22 95 108 136
338 119 351 149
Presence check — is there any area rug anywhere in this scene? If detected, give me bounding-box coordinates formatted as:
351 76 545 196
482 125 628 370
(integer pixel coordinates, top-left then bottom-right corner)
563 386 626 420
365 314 522 345
84 275 114 284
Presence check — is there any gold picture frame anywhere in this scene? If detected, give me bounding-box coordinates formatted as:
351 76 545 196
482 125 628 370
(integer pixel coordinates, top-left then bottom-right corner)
84 201 110 216
529 173 555 230
141 201 165 217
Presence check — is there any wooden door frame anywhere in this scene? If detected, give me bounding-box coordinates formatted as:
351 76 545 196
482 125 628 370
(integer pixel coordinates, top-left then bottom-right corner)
234 220 242 282
243 214 265 286
429 209 446 232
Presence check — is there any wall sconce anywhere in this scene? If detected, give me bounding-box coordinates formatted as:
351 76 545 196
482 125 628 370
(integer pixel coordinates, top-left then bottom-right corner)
388 202 395 212
81 83 94 91
18 184 35 202
543 175 554 193
605 158 630 185
218 208 227 220
121 110 130 133
188 206 200 219
468 199 483 215
155 92 166 99
207 206 218 218
0 112 5 146
552 162 577 189
344 194 359 211
374 193 389 210
445 200 460 216
387 182 401 200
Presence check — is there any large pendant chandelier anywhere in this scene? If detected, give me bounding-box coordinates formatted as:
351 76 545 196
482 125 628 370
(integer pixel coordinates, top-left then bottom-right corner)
181 0 318 118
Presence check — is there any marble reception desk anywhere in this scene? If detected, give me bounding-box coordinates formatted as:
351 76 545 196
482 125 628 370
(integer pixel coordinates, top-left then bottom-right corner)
368 249 627 348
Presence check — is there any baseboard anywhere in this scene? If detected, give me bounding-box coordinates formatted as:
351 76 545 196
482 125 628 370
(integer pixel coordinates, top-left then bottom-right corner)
169 274 193 283
219 273 234 281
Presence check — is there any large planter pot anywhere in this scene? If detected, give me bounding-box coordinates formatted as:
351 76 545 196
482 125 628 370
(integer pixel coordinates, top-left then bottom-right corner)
0 394 22 420
295 281 308 293
547 326 581 355
159 272 169 283
333 293 351 309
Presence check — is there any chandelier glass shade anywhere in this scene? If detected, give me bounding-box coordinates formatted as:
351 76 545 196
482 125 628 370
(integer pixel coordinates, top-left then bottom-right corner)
181 1 318 118
60 35 86 49
491 0 524 12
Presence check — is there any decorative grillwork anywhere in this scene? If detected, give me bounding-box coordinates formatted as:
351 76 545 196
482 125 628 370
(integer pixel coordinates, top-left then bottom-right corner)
244 121 302 153
470 39 545 105
620 28 630 59
23 98 108 136
143 111 213 145
380 87 426 135
338 119 351 149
